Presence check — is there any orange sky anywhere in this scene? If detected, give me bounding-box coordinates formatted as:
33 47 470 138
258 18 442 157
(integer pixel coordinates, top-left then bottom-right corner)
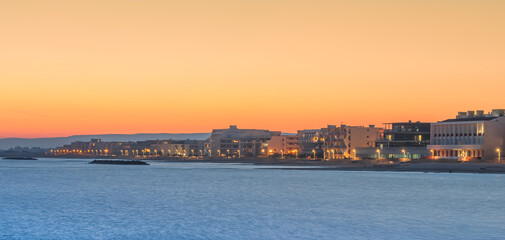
1 0 504 138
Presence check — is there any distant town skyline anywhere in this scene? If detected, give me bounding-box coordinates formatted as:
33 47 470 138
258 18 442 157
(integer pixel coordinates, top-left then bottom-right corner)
1 1 504 138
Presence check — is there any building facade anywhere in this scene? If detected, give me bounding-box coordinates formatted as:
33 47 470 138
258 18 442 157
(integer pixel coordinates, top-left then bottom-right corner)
297 129 323 158
427 109 505 161
54 139 205 158
207 125 280 157
321 125 382 160
266 135 300 157
356 121 432 160
376 121 431 148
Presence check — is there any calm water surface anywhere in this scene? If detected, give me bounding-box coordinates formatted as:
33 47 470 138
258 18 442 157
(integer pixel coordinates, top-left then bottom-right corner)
0 158 504 240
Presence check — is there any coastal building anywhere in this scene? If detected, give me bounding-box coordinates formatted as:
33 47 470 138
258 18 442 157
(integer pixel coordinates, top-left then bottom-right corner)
355 146 430 160
266 135 300 157
54 139 205 158
321 125 382 160
427 109 505 161
297 129 323 158
357 121 432 160
207 125 280 157
56 139 127 156
376 121 431 148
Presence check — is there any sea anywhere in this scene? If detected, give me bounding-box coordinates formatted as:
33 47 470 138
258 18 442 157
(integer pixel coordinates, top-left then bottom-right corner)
0 158 504 240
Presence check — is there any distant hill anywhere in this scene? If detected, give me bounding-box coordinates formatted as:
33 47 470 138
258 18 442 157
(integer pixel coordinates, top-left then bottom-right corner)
0 133 211 150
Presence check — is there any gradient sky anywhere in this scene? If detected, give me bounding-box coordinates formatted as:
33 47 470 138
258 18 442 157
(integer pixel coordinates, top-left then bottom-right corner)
1 0 504 138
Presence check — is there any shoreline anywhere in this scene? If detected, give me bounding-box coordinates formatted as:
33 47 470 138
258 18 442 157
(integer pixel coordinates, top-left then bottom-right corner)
33 155 505 174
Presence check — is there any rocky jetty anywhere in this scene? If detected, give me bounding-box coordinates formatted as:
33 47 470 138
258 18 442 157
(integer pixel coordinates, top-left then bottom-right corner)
2 157 38 160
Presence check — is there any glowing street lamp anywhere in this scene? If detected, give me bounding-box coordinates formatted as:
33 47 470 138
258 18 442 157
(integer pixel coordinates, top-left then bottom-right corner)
497 148 501 163
376 149 381 159
312 149 316 160
401 149 406 158
353 149 356 160
238 150 241 158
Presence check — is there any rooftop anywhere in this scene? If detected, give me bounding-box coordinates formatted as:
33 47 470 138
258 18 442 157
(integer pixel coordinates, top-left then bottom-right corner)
441 116 500 123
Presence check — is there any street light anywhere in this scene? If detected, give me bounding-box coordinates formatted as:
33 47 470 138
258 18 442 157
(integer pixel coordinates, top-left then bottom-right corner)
238 150 241 158
497 148 501 163
353 149 356 160
312 149 316 160
401 149 406 158
281 149 284 159
376 149 381 159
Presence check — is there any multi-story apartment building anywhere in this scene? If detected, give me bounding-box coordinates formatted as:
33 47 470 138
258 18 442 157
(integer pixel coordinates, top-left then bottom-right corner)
55 139 205 157
57 139 127 156
297 129 323 157
266 135 300 157
356 121 432 160
207 125 280 157
427 109 505 161
321 125 382 160
376 121 431 148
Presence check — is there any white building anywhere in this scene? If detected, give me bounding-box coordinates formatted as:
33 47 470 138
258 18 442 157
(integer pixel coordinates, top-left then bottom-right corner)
427 109 505 161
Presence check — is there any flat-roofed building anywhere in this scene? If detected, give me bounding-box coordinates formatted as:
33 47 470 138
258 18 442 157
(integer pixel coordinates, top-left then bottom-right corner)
376 121 431 148
54 139 204 158
266 135 300 157
356 121 432 160
427 109 505 161
208 125 280 157
297 129 323 158
321 125 382 160
149 140 205 157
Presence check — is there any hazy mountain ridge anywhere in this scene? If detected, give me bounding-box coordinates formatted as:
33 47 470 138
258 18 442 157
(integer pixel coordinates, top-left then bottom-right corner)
0 133 211 150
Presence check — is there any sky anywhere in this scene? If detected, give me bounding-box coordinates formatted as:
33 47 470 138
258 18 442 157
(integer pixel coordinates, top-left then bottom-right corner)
1 0 504 138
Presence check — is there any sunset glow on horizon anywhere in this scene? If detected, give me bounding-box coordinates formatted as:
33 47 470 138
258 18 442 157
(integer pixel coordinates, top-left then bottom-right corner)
1 0 504 138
